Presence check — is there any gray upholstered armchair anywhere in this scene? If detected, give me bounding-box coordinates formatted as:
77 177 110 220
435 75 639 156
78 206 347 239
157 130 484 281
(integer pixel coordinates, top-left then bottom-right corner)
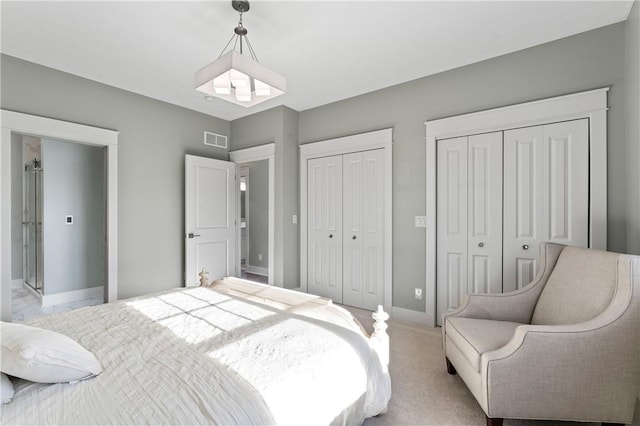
442 243 640 426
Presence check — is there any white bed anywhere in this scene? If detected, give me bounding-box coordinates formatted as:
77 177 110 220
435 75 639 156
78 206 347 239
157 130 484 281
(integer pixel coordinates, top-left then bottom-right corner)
1 278 391 425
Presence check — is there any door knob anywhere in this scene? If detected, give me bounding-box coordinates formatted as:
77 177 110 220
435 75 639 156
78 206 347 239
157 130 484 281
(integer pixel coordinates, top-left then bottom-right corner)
188 233 201 239
329 234 333 238
478 242 485 248
522 244 529 250
352 235 357 240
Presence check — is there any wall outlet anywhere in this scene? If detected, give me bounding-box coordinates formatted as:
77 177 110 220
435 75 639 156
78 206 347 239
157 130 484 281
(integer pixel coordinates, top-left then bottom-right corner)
415 216 427 228
292 214 297 224
258 254 263 261
414 288 423 300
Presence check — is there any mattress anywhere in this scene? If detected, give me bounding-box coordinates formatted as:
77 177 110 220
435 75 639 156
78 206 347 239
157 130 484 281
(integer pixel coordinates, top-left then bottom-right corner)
1 284 391 425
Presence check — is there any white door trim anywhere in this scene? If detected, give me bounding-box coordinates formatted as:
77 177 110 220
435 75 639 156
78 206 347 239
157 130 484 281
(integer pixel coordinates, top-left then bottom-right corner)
300 128 393 313
424 88 608 327
229 143 275 285
1 110 119 321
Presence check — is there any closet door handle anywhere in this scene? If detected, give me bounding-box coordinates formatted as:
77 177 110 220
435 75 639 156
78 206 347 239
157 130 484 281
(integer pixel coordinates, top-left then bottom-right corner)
329 234 333 239
522 244 529 250
188 233 201 239
478 242 485 248
352 235 357 240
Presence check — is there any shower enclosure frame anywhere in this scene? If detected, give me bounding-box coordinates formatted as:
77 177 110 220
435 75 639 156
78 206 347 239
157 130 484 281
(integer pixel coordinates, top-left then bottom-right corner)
23 158 44 293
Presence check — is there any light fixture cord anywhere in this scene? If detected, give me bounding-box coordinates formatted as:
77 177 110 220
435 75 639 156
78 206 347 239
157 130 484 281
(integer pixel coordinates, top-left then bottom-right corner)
218 33 237 59
238 11 244 54
216 7 259 62
245 37 259 62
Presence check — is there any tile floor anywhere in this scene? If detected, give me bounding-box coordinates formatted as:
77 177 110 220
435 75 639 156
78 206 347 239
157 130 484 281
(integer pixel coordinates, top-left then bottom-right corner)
240 271 269 284
12 281 103 322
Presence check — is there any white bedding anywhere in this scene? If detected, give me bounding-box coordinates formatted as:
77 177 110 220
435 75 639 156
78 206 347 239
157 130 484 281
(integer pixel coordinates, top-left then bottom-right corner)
1 285 391 425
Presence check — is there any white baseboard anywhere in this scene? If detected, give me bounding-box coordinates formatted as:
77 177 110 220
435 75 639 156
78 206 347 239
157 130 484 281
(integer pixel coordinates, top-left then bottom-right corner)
391 306 434 327
42 286 103 307
246 265 268 276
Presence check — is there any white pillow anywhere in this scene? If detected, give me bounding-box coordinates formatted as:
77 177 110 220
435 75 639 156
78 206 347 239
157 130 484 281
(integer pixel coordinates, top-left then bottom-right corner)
1 373 14 404
0 322 102 384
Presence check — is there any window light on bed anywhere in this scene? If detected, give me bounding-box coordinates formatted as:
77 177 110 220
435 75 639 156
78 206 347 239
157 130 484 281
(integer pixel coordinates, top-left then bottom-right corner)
126 288 275 345
194 0 286 107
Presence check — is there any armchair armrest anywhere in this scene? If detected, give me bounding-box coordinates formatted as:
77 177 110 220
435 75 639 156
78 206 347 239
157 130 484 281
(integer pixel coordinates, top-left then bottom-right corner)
444 243 565 324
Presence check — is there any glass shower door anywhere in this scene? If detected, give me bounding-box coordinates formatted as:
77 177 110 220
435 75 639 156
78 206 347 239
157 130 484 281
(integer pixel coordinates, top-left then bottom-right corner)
23 161 43 292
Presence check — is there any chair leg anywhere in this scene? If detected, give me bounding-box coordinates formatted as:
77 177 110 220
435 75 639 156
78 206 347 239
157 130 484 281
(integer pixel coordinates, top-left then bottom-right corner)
445 357 457 375
485 416 503 426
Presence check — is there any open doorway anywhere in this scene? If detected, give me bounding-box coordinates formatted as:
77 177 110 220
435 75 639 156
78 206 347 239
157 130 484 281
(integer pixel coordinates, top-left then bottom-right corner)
1 110 118 322
11 134 106 320
239 163 268 284
229 143 274 285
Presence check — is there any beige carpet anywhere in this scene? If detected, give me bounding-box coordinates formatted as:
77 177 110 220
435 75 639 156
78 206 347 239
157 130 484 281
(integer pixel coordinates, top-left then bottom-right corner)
342 306 640 426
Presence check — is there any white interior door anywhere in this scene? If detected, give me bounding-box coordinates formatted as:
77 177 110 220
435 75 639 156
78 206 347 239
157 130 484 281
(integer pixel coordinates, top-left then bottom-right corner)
307 155 343 302
185 154 237 287
343 149 384 310
437 133 502 324
503 119 589 291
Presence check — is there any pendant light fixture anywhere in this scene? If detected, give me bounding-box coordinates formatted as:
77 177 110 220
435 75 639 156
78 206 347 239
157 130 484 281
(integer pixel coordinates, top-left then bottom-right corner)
195 0 286 107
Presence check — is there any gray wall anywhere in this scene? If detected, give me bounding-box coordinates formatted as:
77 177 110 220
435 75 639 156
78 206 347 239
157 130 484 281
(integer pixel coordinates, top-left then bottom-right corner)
230 106 300 288
246 160 268 270
298 23 628 312
2 20 635 313
280 107 300 288
626 1 640 255
1 54 230 299
42 138 104 294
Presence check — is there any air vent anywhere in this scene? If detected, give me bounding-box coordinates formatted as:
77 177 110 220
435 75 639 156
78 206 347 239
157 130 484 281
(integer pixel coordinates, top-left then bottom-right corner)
204 131 228 149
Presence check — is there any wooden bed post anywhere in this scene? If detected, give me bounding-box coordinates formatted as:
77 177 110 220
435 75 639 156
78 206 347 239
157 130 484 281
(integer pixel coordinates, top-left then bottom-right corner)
370 305 390 370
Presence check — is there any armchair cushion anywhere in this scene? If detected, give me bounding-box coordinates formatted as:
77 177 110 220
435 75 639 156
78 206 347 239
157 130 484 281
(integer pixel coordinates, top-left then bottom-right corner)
531 246 619 325
445 317 523 372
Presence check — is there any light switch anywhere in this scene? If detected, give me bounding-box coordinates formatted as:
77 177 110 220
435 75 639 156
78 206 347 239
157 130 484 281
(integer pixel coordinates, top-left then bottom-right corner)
415 216 426 228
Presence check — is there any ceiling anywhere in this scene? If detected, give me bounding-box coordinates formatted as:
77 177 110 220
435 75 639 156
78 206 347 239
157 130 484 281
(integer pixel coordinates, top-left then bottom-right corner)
0 1 634 122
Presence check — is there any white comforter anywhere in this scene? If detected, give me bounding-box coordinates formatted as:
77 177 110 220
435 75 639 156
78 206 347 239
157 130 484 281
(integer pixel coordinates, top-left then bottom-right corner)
1 286 391 425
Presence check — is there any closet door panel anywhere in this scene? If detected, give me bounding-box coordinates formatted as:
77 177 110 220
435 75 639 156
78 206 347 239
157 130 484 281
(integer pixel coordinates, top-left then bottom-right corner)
342 149 385 310
308 159 324 296
437 137 468 322
342 152 363 307
467 132 503 294
543 120 589 247
362 149 385 310
503 126 544 291
307 155 343 302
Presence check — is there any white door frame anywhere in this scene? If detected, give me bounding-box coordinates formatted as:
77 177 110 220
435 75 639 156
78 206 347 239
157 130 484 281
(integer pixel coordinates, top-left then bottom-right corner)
300 128 393 313
425 88 608 327
1 110 119 321
229 143 275 285
239 167 250 274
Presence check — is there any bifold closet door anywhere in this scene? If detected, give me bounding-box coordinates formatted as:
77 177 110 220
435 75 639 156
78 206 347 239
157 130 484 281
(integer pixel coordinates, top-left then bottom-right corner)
436 132 502 323
503 119 589 291
307 155 343 302
342 149 384 310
